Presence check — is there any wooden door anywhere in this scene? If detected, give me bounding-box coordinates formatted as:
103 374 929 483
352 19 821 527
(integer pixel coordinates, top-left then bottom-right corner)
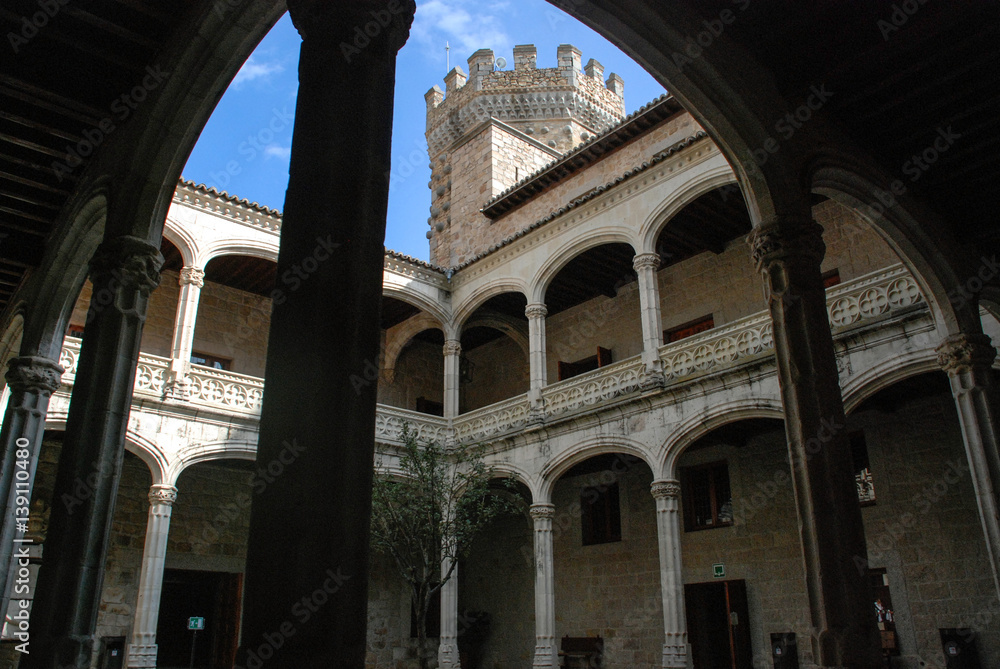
685 580 753 669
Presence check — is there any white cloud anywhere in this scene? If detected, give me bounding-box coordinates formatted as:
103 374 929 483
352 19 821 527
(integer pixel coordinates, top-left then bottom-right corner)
232 56 285 88
263 144 291 160
411 0 512 68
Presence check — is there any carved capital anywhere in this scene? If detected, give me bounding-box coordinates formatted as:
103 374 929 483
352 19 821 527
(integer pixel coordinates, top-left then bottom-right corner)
525 303 548 320
747 218 825 274
5 356 64 394
178 267 205 288
651 480 681 500
936 333 997 374
443 339 462 357
287 0 416 52
633 253 661 273
529 503 555 521
148 485 178 507
89 236 163 297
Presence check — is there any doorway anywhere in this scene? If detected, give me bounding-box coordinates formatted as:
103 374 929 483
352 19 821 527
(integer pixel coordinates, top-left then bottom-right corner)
684 580 753 669
155 569 243 669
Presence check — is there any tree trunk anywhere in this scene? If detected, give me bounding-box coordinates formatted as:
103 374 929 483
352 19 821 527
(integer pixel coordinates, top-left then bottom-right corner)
416 588 429 669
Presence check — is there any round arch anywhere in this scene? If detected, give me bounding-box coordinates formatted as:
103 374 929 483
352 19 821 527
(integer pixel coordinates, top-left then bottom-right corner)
200 241 279 267
639 161 738 253
453 279 530 330
539 435 657 503
383 283 451 329
382 312 445 376
842 353 943 416
529 232 638 304
40 420 170 486
480 460 540 504
162 217 200 268
659 399 785 480
168 440 257 484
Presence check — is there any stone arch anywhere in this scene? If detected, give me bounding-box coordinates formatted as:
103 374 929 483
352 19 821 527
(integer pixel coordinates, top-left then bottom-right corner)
453 279 530 329
842 352 943 416
529 232 638 304
464 312 530 359
481 460 540 504
638 158 738 253
383 312 445 378
659 399 785 480
383 283 451 330
124 432 171 487
163 217 200 268
168 440 257 484
812 162 976 337
200 241 279 267
539 435 657 503
0 314 24 390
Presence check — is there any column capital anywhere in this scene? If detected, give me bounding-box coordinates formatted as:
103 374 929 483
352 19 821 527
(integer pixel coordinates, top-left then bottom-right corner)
529 503 555 520
747 218 825 273
287 0 416 52
5 356 64 394
525 303 548 320
89 236 163 297
651 479 681 500
443 339 462 357
937 333 997 374
148 485 178 507
178 267 205 288
633 252 661 272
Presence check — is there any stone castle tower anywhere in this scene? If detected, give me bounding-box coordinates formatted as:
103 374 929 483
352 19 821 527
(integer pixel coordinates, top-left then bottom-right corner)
424 44 627 267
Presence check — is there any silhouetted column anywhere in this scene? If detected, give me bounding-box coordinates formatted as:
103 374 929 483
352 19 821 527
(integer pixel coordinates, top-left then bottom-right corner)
651 480 686 668
0 356 62 614
748 218 881 668
937 333 1000 596
634 253 664 388
438 557 461 669
237 2 415 668
530 503 557 668
126 485 178 668
22 236 162 669
166 267 205 398
443 339 461 419
526 303 547 418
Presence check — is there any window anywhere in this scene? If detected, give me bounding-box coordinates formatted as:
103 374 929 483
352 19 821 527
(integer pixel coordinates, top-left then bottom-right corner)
558 347 612 381
581 482 621 545
868 568 899 657
190 352 232 371
664 315 714 343
67 325 85 338
681 462 733 531
822 269 841 288
850 431 876 505
415 397 443 417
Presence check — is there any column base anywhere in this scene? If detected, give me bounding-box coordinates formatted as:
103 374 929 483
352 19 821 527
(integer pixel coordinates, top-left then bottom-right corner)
126 644 158 668
438 639 461 669
533 637 558 668
661 643 687 668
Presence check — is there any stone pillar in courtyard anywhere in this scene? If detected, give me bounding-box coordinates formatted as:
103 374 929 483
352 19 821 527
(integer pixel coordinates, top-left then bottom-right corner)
526 303 548 420
438 556 461 669
748 217 882 668
443 338 462 419
530 502 557 668
166 266 205 398
126 485 178 668
22 236 162 669
237 2 416 668
937 333 1000 596
0 356 63 615
651 480 687 668
634 253 665 388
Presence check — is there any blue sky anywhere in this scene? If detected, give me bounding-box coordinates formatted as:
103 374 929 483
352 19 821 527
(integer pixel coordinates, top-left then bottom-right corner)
181 0 666 261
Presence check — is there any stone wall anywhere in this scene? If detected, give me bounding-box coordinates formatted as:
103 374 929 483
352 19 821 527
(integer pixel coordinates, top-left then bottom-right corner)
377 339 445 413
460 335 529 412
191 281 271 377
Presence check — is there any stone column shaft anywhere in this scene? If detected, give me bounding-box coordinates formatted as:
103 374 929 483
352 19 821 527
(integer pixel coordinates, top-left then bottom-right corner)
634 253 664 383
443 339 461 419
237 3 416 668
651 480 686 668
167 267 205 393
938 333 1000 596
22 236 162 669
0 356 63 614
526 304 547 416
438 557 461 669
749 218 881 668
126 485 178 668
530 503 557 668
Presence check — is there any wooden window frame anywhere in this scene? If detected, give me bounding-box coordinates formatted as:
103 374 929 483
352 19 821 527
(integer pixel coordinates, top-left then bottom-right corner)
680 461 733 532
664 314 714 344
190 351 232 371
580 481 622 546
558 347 612 381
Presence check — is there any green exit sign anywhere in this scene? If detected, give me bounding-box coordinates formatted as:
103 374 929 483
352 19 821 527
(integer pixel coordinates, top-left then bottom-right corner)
713 563 726 578
188 617 205 631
